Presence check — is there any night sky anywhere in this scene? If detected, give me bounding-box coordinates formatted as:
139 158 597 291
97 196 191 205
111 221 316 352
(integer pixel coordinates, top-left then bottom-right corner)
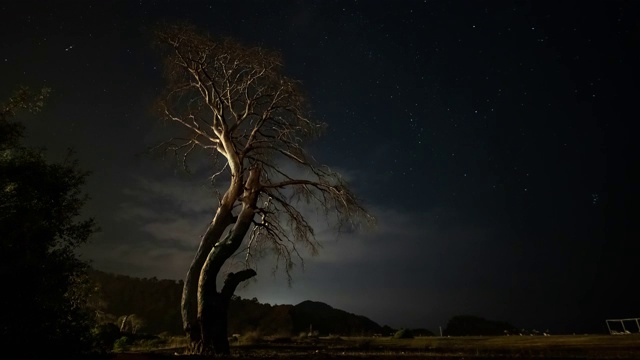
3 1 638 334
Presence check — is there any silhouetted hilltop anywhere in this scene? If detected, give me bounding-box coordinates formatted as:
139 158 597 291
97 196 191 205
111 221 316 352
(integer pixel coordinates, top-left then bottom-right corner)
227 296 295 335
88 269 385 336
292 300 384 336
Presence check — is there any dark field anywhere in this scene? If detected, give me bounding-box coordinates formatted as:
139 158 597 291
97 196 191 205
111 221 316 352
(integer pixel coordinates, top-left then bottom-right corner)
110 334 640 360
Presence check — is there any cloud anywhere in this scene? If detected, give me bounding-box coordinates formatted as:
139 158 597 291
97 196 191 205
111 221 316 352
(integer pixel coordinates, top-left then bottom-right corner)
122 175 220 214
87 165 515 332
116 202 161 221
112 161 448 274
83 239 194 280
101 159 498 325
141 218 208 246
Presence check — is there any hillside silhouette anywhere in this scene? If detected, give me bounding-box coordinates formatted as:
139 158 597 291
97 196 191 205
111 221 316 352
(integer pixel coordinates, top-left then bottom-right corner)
88 270 386 336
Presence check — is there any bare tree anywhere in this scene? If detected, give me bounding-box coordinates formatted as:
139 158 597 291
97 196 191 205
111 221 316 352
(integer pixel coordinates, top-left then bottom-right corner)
153 23 373 355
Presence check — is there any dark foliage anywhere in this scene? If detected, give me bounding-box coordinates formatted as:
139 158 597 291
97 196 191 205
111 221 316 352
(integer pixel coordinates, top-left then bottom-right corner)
89 270 183 335
227 297 294 336
92 323 121 352
393 328 415 339
89 271 385 337
0 87 99 356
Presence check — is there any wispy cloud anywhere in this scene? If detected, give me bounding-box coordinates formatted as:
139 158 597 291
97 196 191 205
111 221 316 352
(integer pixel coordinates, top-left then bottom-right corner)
86 167 506 331
141 218 208 245
121 175 220 214
113 161 442 269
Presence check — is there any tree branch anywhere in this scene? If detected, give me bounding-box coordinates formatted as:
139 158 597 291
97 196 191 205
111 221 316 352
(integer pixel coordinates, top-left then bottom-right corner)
220 269 257 300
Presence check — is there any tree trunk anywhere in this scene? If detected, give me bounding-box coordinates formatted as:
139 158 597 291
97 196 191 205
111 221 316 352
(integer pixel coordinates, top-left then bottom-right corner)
199 293 227 355
181 182 239 349
196 168 261 355
199 270 257 355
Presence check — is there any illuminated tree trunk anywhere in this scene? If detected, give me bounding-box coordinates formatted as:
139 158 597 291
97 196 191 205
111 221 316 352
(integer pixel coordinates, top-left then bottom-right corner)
181 205 233 346
196 169 261 355
182 173 243 350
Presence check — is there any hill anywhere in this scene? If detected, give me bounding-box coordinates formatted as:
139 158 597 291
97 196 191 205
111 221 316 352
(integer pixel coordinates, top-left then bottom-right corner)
292 300 385 336
88 270 386 336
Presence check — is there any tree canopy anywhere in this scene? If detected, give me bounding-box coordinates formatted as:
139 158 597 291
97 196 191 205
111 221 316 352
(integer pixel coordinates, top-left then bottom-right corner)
0 87 98 356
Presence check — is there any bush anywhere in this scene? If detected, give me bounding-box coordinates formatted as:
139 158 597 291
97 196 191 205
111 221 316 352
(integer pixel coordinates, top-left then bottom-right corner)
269 336 293 344
167 335 189 348
393 328 414 339
133 337 166 350
241 331 262 344
92 323 121 352
113 336 132 352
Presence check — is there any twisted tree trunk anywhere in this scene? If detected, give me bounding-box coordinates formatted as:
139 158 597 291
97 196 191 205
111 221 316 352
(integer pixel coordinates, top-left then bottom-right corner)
181 206 233 347
195 168 261 355
181 172 243 351
199 269 257 354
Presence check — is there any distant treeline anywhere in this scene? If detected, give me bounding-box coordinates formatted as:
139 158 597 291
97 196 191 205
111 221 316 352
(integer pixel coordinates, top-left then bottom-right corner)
89 270 183 334
88 270 397 336
89 270 517 337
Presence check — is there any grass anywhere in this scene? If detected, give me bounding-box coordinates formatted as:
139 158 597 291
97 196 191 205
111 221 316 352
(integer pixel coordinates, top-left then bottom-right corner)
120 333 640 359
125 335 189 352
340 334 640 357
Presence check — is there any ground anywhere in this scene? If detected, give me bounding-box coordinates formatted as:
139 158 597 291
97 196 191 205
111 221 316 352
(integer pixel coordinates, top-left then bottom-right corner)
109 334 640 359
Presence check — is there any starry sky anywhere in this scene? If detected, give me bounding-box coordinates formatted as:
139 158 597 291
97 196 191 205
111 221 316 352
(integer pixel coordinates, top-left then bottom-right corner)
3 0 638 334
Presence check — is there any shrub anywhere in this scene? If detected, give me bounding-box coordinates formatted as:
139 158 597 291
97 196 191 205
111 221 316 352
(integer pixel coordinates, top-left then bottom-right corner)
132 337 165 350
394 328 415 339
269 336 293 344
167 335 189 348
113 336 132 352
92 322 121 352
241 331 262 344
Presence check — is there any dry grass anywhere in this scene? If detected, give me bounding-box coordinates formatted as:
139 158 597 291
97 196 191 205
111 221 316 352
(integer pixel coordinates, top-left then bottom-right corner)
339 334 640 358
126 335 188 352
121 333 640 359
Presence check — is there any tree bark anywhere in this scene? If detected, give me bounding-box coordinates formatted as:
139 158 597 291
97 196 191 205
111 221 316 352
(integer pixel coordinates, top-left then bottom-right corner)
197 168 261 355
199 270 257 355
181 206 233 347
182 178 242 350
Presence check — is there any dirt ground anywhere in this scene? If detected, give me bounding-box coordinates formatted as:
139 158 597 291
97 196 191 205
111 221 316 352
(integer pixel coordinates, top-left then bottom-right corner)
110 346 637 360
7 335 640 360
109 354 541 360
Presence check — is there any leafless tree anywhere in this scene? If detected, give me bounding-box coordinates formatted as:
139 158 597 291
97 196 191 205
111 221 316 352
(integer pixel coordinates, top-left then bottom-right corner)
153 23 373 355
